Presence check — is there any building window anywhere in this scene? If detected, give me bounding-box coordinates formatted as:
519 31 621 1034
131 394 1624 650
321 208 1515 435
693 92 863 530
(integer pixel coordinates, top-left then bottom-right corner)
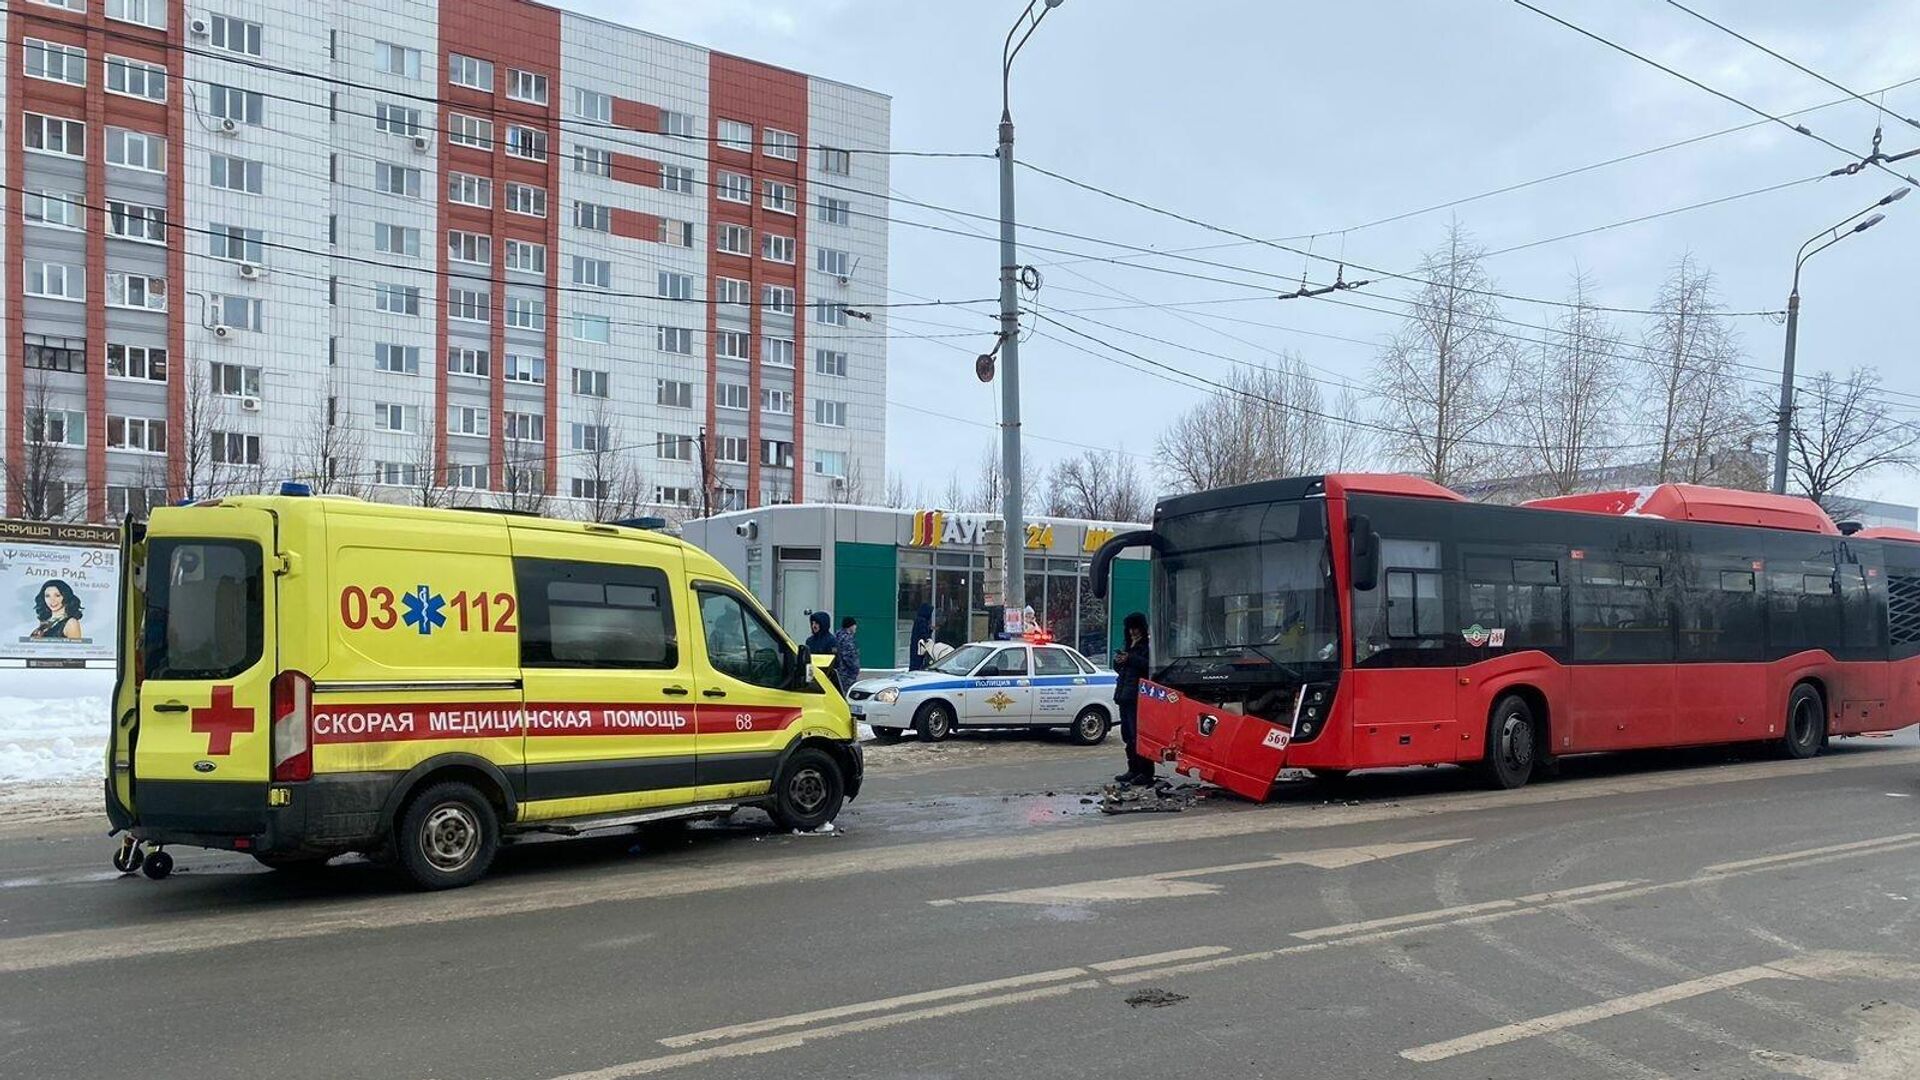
108 485 171 521
447 230 491 266
27 336 88 374
574 145 611 176
716 224 751 256
374 462 420 487
375 40 421 78
657 326 693 354
760 439 794 468
716 436 750 464
573 87 611 122
817 196 851 226
448 53 493 91
574 257 614 288
816 248 852 277
447 288 489 323
813 450 848 479
717 172 752 203
375 162 423 197
661 110 698 139
814 399 849 427
764 129 800 160
717 119 753 152
507 183 547 218
654 486 694 506
508 69 549 105
375 403 420 433
107 128 166 172
505 296 544 330
505 125 548 161
813 300 848 326
447 406 489 438
374 283 421 316
28 409 87 447
818 146 852 175
571 314 611 343
761 388 793 415
107 200 167 244
208 85 264 125
24 38 87 87
573 368 609 398
573 201 611 231
763 286 796 316
107 415 168 454
107 343 167 382
764 337 796 368
210 362 262 398
447 172 491 207
648 270 690 301
26 191 81 231
569 423 607 451
716 277 752 308
570 478 611 501
764 180 796 214
659 164 696 193
374 343 420 374
657 435 693 462
448 346 490 378
107 0 166 28
23 114 85 158
445 463 486 490
507 241 547 274
107 272 169 311
208 15 263 57
447 113 494 149
814 348 849 377
762 234 795 264
505 412 545 443
716 331 750 361
505 354 545 384
210 431 262 465
656 379 692 409
373 222 421 257
659 218 697 248
715 383 748 411
375 102 421 137
209 224 263 263
209 153 264 194
211 295 264 330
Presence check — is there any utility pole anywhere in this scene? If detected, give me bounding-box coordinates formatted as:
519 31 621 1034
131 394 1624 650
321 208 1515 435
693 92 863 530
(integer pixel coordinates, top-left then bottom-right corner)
996 0 1067 619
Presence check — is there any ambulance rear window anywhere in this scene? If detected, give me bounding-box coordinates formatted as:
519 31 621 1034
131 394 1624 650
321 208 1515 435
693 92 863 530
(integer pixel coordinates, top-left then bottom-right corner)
142 540 263 680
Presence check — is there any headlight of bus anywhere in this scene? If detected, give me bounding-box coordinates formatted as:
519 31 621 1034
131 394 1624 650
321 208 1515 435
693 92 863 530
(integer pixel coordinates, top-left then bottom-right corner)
875 687 900 704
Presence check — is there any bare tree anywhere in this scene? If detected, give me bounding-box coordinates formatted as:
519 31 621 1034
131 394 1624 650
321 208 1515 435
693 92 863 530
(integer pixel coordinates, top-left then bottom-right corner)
499 423 549 515
1516 270 1625 496
883 471 912 508
1155 356 1349 493
176 360 262 500
290 385 370 498
7 368 78 520
1783 367 1919 517
950 445 1040 513
1642 255 1761 486
1045 449 1148 522
574 401 647 522
404 414 458 509
1373 221 1516 485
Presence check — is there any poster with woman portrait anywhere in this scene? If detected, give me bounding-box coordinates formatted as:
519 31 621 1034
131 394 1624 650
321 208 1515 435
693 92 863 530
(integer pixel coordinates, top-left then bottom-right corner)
1 534 119 663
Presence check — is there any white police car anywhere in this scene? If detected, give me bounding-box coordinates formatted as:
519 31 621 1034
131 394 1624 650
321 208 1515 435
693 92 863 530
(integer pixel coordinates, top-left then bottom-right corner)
846 640 1118 744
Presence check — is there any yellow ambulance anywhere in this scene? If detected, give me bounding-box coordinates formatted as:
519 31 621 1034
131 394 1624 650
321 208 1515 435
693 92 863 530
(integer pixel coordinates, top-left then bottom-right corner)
105 487 861 889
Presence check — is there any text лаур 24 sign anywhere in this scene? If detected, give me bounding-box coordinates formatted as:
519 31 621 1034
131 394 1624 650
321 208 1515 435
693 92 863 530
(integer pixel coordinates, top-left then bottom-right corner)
0 519 120 664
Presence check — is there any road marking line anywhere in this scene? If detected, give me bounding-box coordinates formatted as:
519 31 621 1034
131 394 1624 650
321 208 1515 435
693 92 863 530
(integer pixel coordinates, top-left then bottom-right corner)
1293 880 1641 940
1088 946 1230 972
1701 833 1920 875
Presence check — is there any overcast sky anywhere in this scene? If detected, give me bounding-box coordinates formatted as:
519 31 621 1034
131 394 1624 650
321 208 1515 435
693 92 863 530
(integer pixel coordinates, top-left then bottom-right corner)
561 0 1920 506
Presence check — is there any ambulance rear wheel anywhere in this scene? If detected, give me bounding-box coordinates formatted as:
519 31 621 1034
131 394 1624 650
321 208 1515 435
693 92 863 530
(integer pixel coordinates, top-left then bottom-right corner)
770 747 845 832
141 850 174 880
396 782 498 890
914 701 955 742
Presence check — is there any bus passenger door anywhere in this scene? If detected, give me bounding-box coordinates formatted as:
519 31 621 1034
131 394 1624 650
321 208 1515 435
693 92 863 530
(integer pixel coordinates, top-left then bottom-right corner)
1567 559 1674 751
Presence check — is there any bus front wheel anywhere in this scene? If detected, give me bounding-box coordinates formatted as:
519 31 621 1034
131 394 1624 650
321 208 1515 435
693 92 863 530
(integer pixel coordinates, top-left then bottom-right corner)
1479 695 1538 790
1780 684 1825 760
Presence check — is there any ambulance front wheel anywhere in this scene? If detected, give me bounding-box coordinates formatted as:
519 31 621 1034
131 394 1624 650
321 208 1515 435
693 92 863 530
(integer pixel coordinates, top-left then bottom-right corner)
141 850 174 880
770 747 846 833
396 781 500 890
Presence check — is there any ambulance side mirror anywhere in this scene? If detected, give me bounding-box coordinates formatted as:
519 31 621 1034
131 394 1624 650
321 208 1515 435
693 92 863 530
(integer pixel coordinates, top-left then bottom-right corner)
1349 515 1379 592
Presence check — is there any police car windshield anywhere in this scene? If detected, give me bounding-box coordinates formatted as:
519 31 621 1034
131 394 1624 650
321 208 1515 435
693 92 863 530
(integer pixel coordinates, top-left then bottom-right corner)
930 644 993 675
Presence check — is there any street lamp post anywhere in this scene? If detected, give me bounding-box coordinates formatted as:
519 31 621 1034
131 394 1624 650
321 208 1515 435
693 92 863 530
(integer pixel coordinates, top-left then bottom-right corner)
996 0 1066 625
1771 186 1907 495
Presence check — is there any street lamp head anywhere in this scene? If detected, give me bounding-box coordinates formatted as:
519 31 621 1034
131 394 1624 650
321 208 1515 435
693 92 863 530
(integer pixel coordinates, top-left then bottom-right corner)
1882 186 1912 205
1044 0 1067 7
1855 213 1888 233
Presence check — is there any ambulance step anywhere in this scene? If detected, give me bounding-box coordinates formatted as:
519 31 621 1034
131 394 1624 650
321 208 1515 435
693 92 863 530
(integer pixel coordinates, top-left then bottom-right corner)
523 803 741 836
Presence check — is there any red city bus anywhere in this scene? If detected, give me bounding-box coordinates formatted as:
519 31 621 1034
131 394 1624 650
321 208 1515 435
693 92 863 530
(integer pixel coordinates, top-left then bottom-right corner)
1090 474 1920 801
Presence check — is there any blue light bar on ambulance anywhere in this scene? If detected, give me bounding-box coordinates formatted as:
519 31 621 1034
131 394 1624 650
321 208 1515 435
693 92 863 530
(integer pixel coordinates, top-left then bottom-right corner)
280 482 313 496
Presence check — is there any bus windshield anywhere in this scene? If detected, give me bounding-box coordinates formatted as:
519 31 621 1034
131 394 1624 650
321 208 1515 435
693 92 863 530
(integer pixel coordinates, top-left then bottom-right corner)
1152 500 1339 682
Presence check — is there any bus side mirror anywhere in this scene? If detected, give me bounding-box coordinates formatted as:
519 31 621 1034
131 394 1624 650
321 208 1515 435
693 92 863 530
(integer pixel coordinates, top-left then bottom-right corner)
1350 515 1379 591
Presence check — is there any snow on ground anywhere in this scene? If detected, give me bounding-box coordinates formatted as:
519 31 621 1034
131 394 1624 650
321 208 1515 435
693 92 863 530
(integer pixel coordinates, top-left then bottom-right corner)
0 670 112 785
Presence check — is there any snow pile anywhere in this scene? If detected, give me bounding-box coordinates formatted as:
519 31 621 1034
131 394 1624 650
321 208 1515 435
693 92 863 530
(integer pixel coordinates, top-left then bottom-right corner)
0 694 108 783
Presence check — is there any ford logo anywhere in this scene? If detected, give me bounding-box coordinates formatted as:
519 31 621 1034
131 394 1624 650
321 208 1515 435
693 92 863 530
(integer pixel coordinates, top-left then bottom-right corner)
193 760 216 773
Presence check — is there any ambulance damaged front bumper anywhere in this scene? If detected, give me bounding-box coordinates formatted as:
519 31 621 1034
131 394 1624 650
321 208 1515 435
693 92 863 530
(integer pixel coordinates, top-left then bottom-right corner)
1134 681 1335 802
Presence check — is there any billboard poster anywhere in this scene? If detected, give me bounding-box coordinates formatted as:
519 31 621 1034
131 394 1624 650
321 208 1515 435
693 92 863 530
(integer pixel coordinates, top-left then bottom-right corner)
0 521 120 664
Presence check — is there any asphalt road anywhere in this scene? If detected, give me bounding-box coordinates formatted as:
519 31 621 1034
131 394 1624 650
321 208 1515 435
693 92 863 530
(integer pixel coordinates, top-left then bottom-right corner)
4 732 1920 1080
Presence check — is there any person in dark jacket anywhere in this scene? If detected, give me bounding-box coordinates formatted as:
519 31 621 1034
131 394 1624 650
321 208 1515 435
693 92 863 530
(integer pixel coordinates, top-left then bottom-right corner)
805 610 837 660
1112 611 1155 785
908 603 934 670
833 617 862 688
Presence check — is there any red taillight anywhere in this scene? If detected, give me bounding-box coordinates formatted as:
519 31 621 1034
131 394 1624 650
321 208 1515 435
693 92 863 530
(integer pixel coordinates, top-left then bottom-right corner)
271 670 313 782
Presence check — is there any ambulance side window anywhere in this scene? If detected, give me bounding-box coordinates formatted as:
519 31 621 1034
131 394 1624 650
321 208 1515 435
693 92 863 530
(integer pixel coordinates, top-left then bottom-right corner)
515 558 677 669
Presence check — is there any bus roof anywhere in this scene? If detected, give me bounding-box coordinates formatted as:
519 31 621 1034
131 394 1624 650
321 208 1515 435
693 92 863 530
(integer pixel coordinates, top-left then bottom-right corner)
1155 473 1462 519
1855 525 1920 543
1520 484 1840 535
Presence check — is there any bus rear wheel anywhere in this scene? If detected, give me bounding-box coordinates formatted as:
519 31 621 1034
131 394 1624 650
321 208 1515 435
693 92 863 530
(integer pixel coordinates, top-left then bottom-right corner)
1479 695 1538 790
1780 684 1825 760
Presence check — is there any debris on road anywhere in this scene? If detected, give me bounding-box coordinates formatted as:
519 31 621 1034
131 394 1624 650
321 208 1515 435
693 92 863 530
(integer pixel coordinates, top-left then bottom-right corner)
1100 780 1204 815
1124 988 1189 1009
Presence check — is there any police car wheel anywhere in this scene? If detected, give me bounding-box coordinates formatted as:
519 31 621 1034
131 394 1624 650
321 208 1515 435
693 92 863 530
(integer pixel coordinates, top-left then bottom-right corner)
1068 706 1111 746
397 782 499 890
771 748 845 832
914 702 954 742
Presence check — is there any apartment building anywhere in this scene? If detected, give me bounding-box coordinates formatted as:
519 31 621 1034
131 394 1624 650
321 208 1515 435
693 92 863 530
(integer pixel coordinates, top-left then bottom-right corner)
2 0 891 522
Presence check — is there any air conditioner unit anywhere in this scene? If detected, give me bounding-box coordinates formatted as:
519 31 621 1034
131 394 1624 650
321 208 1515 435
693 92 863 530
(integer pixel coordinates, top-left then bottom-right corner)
219 117 239 135
189 16 210 37
238 262 261 280
240 396 262 413
411 135 431 153
836 274 851 287
212 324 232 339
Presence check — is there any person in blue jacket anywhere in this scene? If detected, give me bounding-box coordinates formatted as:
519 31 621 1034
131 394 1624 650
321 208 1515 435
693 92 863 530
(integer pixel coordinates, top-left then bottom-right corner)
805 610 837 660
909 603 934 670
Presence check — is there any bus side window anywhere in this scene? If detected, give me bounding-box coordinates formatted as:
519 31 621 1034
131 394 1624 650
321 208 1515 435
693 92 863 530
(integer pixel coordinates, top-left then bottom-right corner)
1385 569 1444 639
